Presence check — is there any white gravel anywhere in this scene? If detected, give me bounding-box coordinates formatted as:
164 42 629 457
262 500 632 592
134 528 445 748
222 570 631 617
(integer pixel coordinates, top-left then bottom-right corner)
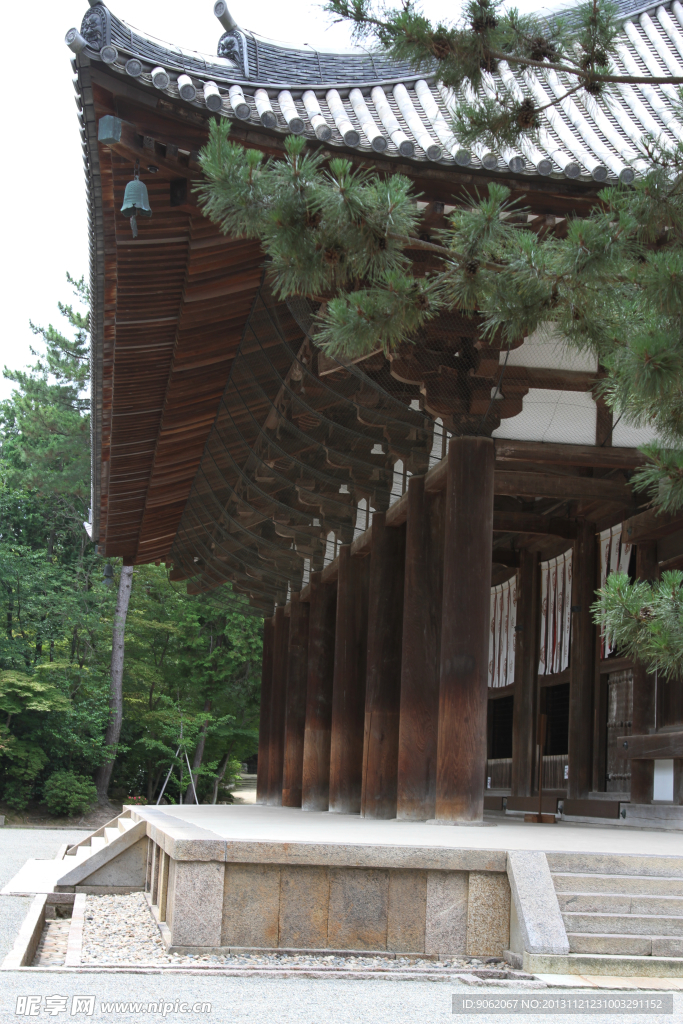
80 893 519 975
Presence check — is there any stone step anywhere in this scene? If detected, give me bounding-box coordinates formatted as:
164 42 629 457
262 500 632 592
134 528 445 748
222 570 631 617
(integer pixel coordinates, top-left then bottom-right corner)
557 892 683 916
117 817 134 833
525 950 683 977
567 933 683 957
104 827 120 845
563 911 683 936
552 872 683 896
547 852 683 878
89 837 107 854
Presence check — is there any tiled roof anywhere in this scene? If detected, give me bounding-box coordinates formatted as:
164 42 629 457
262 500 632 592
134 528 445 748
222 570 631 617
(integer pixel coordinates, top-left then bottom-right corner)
70 0 683 182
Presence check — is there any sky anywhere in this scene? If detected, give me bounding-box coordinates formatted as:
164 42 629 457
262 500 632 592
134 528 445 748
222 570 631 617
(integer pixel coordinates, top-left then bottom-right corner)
0 0 550 402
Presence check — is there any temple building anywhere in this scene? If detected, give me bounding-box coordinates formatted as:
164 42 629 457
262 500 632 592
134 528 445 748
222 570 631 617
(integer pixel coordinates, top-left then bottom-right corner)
68 0 683 833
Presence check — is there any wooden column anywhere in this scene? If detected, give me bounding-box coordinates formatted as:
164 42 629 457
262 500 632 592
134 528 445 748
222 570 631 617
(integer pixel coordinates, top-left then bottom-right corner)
567 519 597 800
674 760 683 806
511 550 539 797
397 478 444 820
282 592 310 807
361 514 406 819
255 615 275 804
266 606 289 806
435 436 494 823
329 546 370 814
631 541 659 804
302 573 337 811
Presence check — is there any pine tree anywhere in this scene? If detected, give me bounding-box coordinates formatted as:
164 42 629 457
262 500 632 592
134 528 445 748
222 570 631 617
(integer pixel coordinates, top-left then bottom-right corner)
197 0 683 675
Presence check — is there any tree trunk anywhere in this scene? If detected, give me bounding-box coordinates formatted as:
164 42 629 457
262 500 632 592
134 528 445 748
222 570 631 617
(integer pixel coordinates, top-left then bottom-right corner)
95 565 134 802
212 750 232 804
188 699 212 803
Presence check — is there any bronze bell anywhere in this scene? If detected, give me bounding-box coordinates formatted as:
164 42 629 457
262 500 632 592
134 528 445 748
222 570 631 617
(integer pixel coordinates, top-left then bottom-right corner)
121 170 152 237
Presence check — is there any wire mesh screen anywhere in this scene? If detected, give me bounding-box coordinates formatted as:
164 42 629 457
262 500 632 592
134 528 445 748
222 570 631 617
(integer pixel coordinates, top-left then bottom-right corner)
169 282 611 610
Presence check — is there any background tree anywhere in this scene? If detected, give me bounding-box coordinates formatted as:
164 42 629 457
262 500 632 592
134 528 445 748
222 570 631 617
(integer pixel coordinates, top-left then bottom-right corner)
0 281 262 816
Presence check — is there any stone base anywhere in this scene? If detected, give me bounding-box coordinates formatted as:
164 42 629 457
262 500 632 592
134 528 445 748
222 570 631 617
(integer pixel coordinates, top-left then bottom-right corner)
137 806 511 957
622 804 683 830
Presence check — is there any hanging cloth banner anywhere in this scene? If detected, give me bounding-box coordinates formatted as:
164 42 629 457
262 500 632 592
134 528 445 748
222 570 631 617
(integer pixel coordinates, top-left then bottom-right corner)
488 575 518 688
599 524 632 658
538 549 573 675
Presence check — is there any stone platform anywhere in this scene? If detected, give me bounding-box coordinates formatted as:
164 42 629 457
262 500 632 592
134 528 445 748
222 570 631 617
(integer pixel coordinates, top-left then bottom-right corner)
4 805 682 976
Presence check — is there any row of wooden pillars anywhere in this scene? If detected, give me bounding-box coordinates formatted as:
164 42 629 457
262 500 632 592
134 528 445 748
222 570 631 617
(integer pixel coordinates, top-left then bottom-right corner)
255 435 603 820
256 436 494 821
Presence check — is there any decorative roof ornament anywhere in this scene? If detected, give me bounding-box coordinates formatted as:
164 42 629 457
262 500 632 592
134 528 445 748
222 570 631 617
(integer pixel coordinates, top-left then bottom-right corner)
215 1 250 76
80 2 111 52
121 161 152 238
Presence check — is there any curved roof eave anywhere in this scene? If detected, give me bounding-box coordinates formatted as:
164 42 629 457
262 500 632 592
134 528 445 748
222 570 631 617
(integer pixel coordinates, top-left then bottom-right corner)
71 0 683 185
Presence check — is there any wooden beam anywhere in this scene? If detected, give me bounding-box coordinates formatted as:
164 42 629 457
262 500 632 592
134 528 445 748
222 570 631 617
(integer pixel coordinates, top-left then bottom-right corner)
301 573 337 811
329 546 370 814
282 592 310 808
619 730 683 759
361 515 406 819
659 552 683 572
599 656 634 675
397 479 444 821
511 550 539 798
255 616 274 805
493 512 578 538
99 116 202 182
495 471 632 503
266 607 289 806
622 508 683 545
567 519 597 800
435 436 494 823
494 439 646 470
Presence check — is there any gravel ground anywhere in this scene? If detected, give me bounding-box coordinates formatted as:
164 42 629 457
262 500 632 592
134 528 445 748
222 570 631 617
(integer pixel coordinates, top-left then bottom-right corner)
0 827 84 963
0 973 679 1024
81 893 514 974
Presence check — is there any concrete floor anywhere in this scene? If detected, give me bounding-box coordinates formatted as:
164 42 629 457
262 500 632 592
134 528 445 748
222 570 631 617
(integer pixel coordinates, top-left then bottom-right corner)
152 804 683 856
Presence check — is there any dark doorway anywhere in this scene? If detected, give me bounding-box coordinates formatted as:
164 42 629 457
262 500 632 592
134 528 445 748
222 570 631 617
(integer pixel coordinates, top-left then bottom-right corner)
488 695 514 759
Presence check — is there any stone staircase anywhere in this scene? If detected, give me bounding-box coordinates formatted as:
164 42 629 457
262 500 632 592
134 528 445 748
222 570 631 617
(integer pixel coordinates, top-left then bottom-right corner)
1 809 147 896
55 810 147 890
547 853 683 961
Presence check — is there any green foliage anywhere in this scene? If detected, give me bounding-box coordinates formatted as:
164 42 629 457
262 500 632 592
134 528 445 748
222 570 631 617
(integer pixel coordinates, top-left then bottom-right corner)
112 564 262 803
1 274 90 507
593 572 683 679
0 279 262 811
42 770 97 817
324 0 630 150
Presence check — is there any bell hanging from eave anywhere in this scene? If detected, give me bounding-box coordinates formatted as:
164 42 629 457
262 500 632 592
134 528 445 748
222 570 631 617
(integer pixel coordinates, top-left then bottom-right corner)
121 161 152 238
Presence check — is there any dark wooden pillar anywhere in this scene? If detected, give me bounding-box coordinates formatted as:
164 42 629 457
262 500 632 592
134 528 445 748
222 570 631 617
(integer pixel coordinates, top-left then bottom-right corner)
282 592 310 807
631 541 659 804
567 519 597 800
266 606 289 806
674 760 683 806
302 573 337 811
511 550 539 797
435 436 494 823
256 616 275 804
397 477 444 820
329 546 370 814
361 514 406 819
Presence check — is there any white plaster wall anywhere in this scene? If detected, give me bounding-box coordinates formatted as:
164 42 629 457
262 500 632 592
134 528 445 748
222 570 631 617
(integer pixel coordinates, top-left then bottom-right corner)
492 389 597 445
